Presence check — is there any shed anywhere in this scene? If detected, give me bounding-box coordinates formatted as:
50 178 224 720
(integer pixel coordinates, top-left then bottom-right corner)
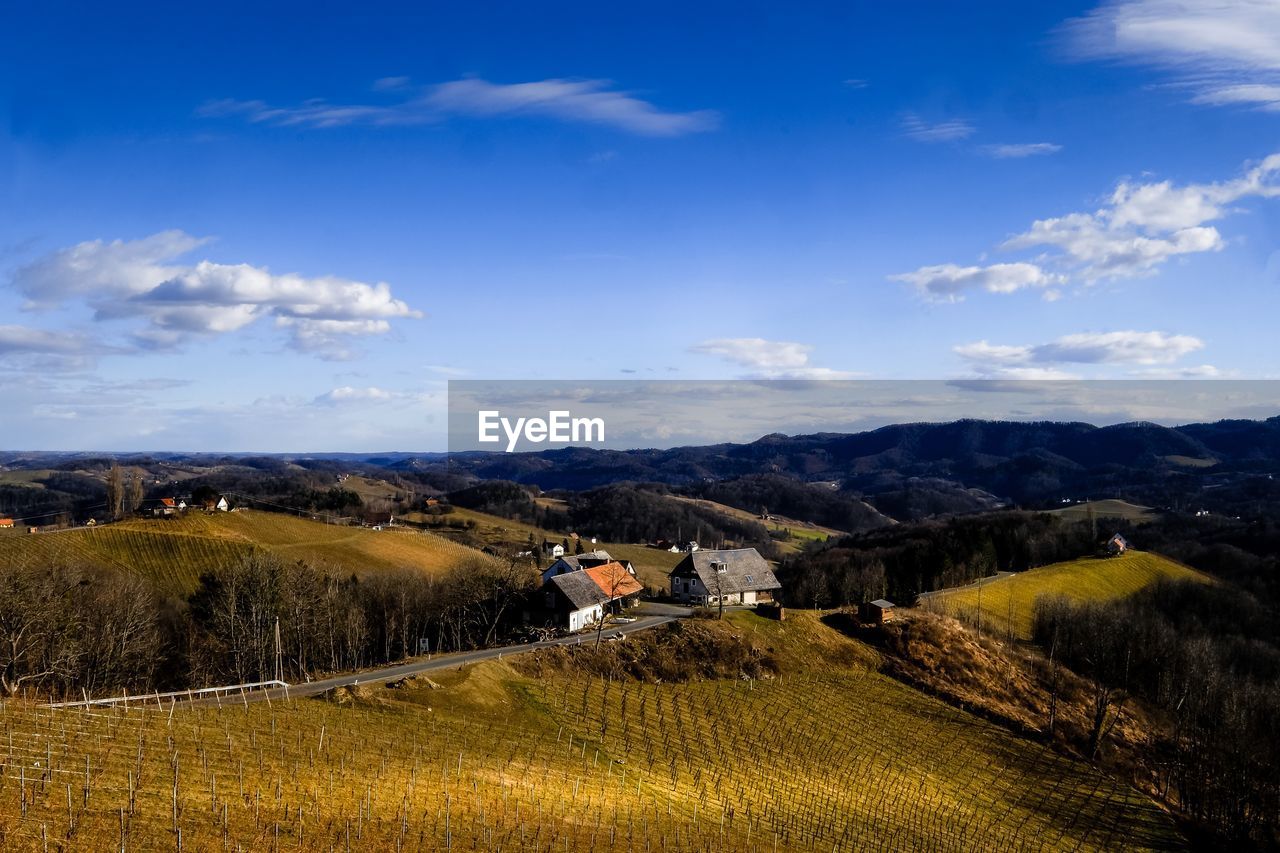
859 599 896 624
1106 533 1129 556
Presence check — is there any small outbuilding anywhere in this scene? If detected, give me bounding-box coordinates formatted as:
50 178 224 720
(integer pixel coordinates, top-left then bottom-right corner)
1106 533 1129 556
859 599 896 625
0 518 13 529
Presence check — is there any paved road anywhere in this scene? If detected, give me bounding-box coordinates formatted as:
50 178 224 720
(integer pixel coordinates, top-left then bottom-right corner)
199 605 688 706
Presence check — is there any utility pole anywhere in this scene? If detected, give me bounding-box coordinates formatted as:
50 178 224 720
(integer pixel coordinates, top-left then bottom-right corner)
273 616 283 683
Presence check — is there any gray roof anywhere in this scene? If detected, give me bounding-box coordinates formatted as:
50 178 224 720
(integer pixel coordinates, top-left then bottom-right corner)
670 548 781 594
548 550 613 574
547 571 609 611
869 599 895 609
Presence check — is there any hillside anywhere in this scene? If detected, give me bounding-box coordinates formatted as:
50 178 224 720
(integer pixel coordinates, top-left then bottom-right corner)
1049 499 1159 523
0 511 488 596
422 505 684 589
0 611 1183 851
924 550 1208 639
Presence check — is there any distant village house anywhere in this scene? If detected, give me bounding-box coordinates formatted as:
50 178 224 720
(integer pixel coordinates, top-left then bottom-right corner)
1106 533 1129 556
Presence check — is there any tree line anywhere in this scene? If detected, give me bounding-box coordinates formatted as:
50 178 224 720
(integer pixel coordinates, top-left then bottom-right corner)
0 553 537 699
1032 581 1279 845
778 511 1098 607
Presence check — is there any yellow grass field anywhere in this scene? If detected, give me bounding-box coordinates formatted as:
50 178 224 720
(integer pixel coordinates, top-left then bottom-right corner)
927 551 1207 640
0 611 1182 851
0 512 490 596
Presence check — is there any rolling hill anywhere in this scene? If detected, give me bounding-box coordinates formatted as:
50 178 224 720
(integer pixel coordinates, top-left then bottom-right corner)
1048 499 1160 523
923 550 1208 639
0 511 489 596
0 610 1183 851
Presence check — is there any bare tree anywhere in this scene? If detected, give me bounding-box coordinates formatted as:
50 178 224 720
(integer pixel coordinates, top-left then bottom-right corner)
125 468 145 516
106 463 124 521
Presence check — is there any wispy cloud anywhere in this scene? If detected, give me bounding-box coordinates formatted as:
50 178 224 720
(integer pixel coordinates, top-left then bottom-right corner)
690 337 859 379
979 142 1063 158
11 231 421 360
900 113 975 142
1061 0 1280 111
200 76 720 137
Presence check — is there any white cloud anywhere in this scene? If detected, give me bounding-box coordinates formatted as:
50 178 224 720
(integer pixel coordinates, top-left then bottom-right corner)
900 114 975 142
979 142 1063 158
10 232 420 358
313 386 396 405
1062 0 1280 111
956 330 1205 377
893 151 1280 294
200 77 719 137
689 337 858 379
889 262 1062 302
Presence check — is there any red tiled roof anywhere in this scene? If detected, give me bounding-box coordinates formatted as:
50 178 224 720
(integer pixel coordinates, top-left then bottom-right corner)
583 562 643 599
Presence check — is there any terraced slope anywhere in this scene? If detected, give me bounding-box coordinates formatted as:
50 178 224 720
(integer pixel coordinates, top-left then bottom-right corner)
926 550 1207 639
0 611 1182 851
0 511 488 596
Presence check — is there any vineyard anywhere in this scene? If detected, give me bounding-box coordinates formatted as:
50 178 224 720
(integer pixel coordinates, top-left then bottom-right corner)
0 513 490 596
925 551 1207 639
0 612 1183 851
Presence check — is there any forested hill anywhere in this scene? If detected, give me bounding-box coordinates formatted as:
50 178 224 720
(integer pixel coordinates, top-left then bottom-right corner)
436 416 1280 511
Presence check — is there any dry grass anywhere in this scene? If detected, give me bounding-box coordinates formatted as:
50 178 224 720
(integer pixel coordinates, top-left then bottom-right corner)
926 551 1207 640
1049 499 1159 523
0 611 1182 851
0 512 492 597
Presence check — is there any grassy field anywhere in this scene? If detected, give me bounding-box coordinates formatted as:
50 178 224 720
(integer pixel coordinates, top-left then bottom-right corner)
667 495 846 553
0 610 1182 851
1049 499 1159 523
926 551 1207 640
0 512 490 597
420 506 685 590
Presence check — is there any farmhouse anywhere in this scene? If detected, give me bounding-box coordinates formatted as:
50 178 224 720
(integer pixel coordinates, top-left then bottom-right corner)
539 550 626 584
1106 533 1129 555
0 518 13 529
668 548 781 606
541 561 644 631
859 599 896 624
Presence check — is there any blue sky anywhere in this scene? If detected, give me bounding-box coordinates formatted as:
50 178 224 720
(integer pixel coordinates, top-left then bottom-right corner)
2 1 1279 450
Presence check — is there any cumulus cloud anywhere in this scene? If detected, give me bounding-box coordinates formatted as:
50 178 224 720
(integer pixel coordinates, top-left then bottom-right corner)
979 142 1063 158
955 330 1205 377
892 151 1280 295
200 76 719 137
900 114 975 142
10 232 420 358
1061 0 1280 111
889 262 1063 302
690 337 858 379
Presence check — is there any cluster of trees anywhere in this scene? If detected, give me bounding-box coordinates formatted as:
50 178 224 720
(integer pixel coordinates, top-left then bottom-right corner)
565 484 778 556
0 563 167 696
0 554 538 699
684 474 889 533
1032 581 1279 844
778 512 1098 606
